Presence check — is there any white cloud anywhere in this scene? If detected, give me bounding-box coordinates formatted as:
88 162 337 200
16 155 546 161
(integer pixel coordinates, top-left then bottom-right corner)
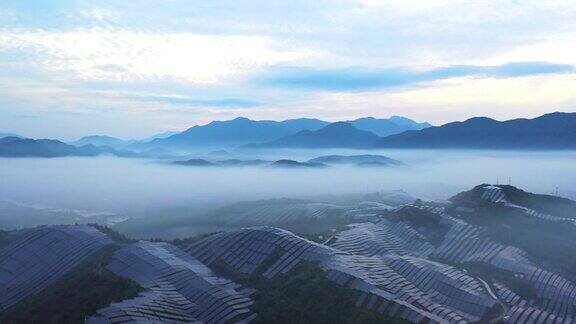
0 29 316 84
1 0 575 138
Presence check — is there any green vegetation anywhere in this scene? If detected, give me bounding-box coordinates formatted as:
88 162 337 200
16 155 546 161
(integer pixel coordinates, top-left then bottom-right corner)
0 245 143 324
89 223 137 243
449 185 576 274
112 203 222 240
172 231 222 248
497 185 576 218
464 262 539 302
450 184 576 219
449 204 576 274
382 204 450 246
211 251 404 324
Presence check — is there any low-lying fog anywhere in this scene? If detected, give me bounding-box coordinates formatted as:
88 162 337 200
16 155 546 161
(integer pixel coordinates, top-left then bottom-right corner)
1 149 575 216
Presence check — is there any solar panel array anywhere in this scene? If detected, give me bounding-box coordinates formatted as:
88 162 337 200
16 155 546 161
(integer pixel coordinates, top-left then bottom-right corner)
220 202 346 226
480 185 576 224
185 226 497 323
397 201 576 323
89 241 255 323
330 220 435 257
0 225 111 311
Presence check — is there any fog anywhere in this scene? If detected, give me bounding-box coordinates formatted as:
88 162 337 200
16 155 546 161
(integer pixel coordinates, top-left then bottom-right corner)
1 149 575 217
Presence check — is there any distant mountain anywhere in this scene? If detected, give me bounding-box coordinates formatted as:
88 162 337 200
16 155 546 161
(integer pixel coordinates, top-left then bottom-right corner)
307 154 403 167
0 133 20 139
172 159 218 167
269 159 327 168
148 117 328 149
277 118 330 133
140 131 180 142
0 136 21 144
216 159 271 167
0 137 139 158
388 116 432 128
375 112 576 149
246 122 380 149
133 116 432 150
0 137 102 157
349 116 431 137
73 135 131 148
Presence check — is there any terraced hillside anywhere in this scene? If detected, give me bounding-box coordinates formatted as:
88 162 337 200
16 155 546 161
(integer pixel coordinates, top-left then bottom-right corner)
0 225 112 311
183 227 497 322
208 199 349 233
89 241 255 323
328 185 576 323
3 185 576 324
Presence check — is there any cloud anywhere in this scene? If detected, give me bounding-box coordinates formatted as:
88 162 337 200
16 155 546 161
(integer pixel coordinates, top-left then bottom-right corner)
256 62 575 91
1 0 576 139
137 95 261 108
0 29 314 84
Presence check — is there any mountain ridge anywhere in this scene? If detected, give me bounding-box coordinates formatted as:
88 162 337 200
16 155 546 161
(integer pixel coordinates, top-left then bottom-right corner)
244 122 380 149
375 112 576 149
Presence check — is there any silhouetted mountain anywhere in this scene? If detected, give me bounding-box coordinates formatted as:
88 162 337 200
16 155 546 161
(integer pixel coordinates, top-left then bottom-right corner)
0 137 140 158
0 136 21 144
279 118 330 133
73 135 131 148
140 130 180 142
173 159 218 167
216 159 271 167
389 116 432 128
148 117 328 149
0 133 20 139
349 116 431 137
246 122 380 149
269 159 327 168
307 154 403 166
0 137 102 157
375 112 576 149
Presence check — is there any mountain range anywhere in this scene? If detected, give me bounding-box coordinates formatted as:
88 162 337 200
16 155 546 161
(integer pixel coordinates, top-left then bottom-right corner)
0 133 20 138
3 112 576 155
245 122 380 149
348 116 431 137
72 135 133 148
375 112 576 149
145 117 328 149
142 116 430 149
0 136 138 158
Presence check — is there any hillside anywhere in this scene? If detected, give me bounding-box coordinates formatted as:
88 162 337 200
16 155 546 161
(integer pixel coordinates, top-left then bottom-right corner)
307 154 403 167
4 185 576 323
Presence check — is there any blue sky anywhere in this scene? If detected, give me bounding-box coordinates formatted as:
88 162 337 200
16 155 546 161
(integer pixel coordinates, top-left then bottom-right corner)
0 0 575 140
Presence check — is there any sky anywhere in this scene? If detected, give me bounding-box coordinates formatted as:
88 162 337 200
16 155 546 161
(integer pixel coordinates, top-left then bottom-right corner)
0 0 575 140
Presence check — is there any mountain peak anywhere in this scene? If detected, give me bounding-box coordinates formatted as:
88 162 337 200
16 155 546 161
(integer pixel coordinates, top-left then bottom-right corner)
245 122 379 149
323 121 354 129
232 117 252 122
